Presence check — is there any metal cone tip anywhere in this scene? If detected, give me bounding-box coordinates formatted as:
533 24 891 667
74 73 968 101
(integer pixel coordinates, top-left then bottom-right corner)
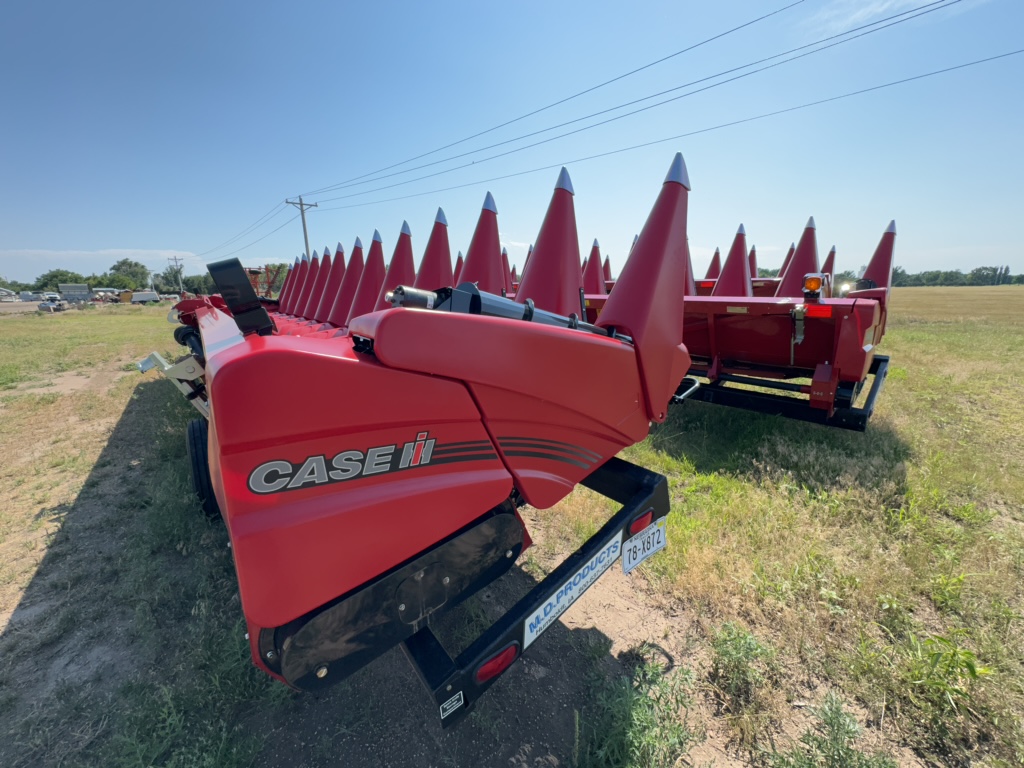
293 257 300 266
886 219 897 234
435 207 447 226
737 224 745 236
791 242 796 249
373 229 382 243
323 245 331 256
336 242 344 255
593 238 600 248
354 237 363 249
457 250 463 258
527 244 533 254
302 252 309 261
483 192 497 214
555 167 574 195
401 220 411 236
501 247 507 255
714 248 720 255
806 216 816 230
632 234 639 247
829 245 836 254
664 152 691 190
313 250 320 260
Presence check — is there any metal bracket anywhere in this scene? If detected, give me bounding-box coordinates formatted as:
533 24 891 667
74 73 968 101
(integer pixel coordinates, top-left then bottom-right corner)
671 376 701 403
790 305 807 365
137 352 210 419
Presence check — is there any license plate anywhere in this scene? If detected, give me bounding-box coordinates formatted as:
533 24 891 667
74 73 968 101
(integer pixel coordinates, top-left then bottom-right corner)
622 518 667 574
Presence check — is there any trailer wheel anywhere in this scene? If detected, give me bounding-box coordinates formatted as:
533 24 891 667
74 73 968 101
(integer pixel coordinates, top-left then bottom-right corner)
173 325 196 346
186 418 221 519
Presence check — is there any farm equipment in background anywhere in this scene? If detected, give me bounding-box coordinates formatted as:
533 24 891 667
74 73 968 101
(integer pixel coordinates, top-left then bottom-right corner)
141 153 697 726
577 218 895 431
676 218 894 431
245 264 286 298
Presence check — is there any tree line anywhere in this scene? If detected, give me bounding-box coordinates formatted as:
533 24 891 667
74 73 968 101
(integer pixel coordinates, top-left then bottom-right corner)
754 266 1022 286
4 260 1020 296
0 260 290 295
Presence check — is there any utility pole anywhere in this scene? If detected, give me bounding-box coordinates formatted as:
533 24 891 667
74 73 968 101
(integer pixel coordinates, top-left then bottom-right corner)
167 255 185 293
286 196 318 259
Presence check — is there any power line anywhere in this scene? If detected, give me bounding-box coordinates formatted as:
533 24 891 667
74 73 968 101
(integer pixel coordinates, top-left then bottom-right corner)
195 201 288 257
296 0 807 198
216 213 300 259
314 49 1024 213
311 0 961 205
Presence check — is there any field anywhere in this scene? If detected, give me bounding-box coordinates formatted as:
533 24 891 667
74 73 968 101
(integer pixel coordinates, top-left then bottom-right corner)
0 287 1021 767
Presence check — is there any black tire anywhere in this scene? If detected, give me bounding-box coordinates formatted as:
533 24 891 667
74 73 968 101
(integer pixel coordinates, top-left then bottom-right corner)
173 324 196 346
186 418 221 518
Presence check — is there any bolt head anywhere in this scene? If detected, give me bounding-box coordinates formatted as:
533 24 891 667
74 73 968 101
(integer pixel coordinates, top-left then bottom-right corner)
266 650 276 660
505 549 513 558
316 665 329 679
399 603 406 612
442 576 450 585
244 633 249 641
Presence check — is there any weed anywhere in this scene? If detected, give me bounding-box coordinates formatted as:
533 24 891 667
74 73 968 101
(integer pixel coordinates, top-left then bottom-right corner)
768 692 896 768
903 632 992 714
710 623 775 711
575 645 696 768
930 573 967 613
876 593 915 638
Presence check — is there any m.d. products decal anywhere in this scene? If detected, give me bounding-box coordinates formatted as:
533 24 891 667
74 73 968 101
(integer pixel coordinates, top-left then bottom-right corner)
522 533 623 649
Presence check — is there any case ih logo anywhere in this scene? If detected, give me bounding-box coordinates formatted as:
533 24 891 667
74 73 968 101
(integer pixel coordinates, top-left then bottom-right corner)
248 432 436 495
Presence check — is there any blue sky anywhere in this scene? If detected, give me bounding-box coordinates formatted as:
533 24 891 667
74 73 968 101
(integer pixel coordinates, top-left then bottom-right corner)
1 0 1021 283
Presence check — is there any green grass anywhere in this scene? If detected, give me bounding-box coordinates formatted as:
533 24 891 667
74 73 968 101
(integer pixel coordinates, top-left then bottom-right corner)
0 304 175 388
547 286 1024 765
574 644 697 768
1 289 1023 766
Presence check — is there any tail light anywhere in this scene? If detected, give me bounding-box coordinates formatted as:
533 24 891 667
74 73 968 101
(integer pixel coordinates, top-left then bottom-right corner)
475 643 520 683
629 509 654 536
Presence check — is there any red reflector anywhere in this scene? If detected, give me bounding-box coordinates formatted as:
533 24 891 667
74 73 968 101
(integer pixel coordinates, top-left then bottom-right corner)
699 281 715 289
475 643 519 684
805 304 831 318
629 509 654 536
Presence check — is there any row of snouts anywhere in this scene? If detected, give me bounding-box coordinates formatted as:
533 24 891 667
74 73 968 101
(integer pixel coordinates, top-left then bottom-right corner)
272 159 896 332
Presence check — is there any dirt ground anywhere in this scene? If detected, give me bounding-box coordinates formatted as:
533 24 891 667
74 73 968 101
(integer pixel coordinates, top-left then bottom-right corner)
0 301 42 315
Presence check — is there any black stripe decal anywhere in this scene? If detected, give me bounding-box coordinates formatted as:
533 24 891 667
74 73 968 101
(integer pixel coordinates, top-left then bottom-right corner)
498 439 602 463
432 445 495 457
429 453 500 465
498 436 602 461
502 450 592 469
434 440 495 451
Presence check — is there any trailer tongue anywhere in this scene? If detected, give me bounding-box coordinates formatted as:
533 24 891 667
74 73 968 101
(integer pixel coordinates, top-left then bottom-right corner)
141 153 695 725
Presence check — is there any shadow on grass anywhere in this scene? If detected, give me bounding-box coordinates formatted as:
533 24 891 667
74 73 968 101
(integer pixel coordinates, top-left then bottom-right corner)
649 399 912 498
0 378 690 768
